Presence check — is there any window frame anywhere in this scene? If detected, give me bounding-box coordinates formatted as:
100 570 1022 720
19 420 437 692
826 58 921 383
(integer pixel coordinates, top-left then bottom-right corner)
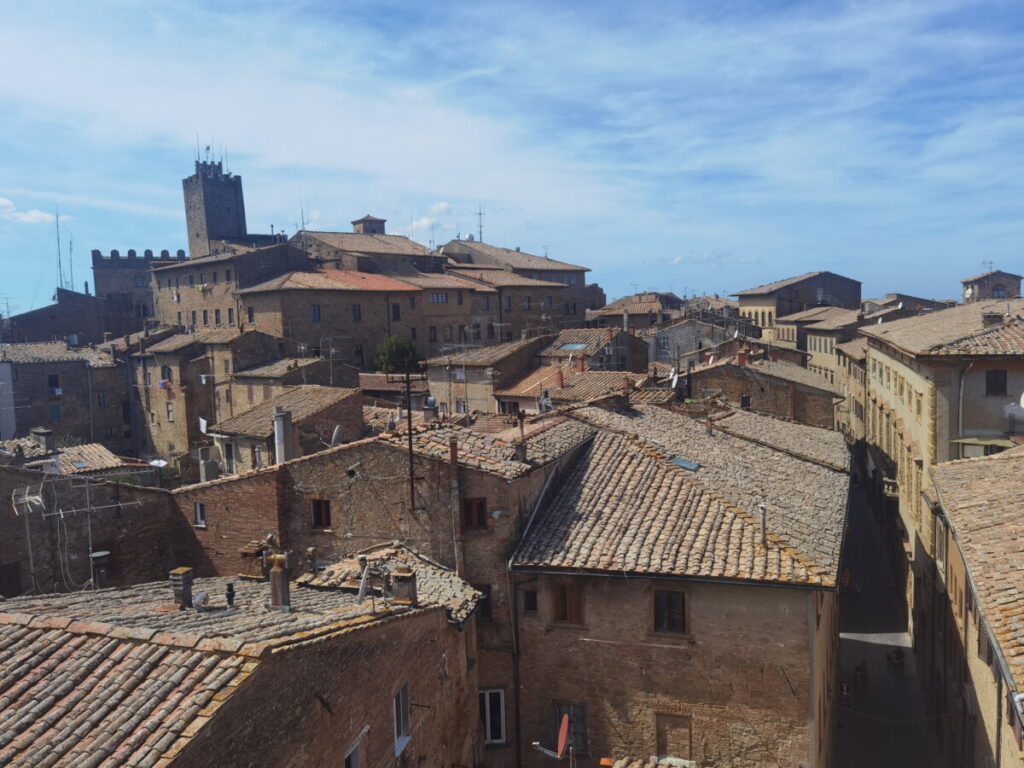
193 501 207 528
652 589 687 634
462 497 488 531
551 581 584 625
311 498 332 529
480 689 507 745
985 369 1008 396
394 683 411 755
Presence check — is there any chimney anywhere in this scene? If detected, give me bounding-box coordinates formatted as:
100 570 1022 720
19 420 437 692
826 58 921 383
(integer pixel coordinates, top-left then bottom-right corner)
555 367 564 388
170 567 194 608
268 553 290 611
423 396 439 422
391 564 418 607
737 350 748 367
226 582 235 607
623 309 630 332
623 376 634 393
30 427 54 454
758 504 767 547
306 547 317 575
103 331 113 343
606 327 614 342
576 355 585 373
982 311 1003 328
705 417 713 437
273 406 294 464
771 348 780 362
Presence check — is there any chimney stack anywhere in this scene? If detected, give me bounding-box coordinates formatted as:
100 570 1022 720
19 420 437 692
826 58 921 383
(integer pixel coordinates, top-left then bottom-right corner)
273 406 294 464
555 367 564 388
623 309 630 332
515 410 527 463
423 396 439 422
606 327 614 342
982 311 1003 328
391 564 418 607
623 376 634 393
705 417 713 437
576 355 585 373
268 553 290 611
170 567 194 608
30 427 54 454
737 350 748 367
306 547 317 575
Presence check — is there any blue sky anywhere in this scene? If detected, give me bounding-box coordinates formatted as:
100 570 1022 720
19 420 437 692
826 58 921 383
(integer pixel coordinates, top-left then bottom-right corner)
1 0 1021 313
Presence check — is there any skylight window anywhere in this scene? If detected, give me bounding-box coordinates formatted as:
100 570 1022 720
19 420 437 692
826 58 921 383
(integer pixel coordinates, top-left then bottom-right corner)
72 460 88 469
669 457 700 471
559 343 588 351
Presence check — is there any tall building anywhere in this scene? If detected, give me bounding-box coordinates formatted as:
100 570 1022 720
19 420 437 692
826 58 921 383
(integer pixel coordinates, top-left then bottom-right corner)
182 160 248 258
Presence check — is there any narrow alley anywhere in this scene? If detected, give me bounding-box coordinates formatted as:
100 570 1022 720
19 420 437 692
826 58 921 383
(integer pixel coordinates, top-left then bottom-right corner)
836 483 947 767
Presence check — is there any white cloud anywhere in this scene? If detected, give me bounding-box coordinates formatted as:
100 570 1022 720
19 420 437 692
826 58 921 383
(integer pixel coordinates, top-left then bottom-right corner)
0 197 55 224
428 202 451 216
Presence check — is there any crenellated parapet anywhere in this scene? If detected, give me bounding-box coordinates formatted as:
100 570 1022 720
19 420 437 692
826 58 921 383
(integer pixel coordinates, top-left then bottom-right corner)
91 249 188 267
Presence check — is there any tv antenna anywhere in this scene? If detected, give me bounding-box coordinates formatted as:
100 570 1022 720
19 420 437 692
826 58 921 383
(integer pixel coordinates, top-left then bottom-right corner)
983 260 996 273
476 204 484 243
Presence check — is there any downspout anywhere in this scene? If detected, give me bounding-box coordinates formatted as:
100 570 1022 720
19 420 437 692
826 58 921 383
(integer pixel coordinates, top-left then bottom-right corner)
957 361 975 459
86 363 95 442
807 593 818 767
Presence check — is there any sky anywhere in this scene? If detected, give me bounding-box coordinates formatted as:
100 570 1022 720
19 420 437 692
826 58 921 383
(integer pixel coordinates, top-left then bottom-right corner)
0 0 1021 314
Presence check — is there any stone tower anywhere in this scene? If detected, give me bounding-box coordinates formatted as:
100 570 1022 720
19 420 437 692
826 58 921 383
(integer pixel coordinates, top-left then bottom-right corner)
182 160 247 258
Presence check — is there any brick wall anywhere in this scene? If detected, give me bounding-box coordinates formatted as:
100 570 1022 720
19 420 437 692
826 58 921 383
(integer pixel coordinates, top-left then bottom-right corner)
689 364 836 429
173 607 481 768
514 574 819 767
0 466 177 595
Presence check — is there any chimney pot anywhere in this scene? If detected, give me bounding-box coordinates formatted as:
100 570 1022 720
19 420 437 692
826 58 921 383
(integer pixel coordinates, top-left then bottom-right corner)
306 547 317 575
30 427 55 454
555 367 564 389
273 406 294 464
170 567 194 608
705 417 713 437
268 553 290 610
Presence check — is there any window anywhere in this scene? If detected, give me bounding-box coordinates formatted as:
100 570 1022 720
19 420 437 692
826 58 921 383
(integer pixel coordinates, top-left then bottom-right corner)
214 309 221 326
410 328 417 340
191 310 197 327
310 304 321 322
252 445 263 469
986 370 1007 396
458 325 467 340
97 392 108 408
487 323 495 340
554 701 588 753
166 402 175 422
223 442 235 473
193 501 206 527
311 499 332 528
47 373 60 389
202 309 209 326
262 383 272 400
48 404 60 422
188 275 195 285
133 276 146 288
482 296 490 311
429 326 437 342
480 690 506 744
225 269 232 282
430 292 449 304
545 296 553 309
212 271 218 284
246 307 254 324
503 295 512 310
443 326 452 342
653 590 686 633
476 584 493 622
199 272 206 284
462 498 487 530
177 311 182 326
392 303 401 321
227 308 234 325
409 296 416 309
394 684 411 755
456 399 467 413
247 383 254 403
524 296 532 310
993 284 1006 299
457 291 464 306
522 589 538 614
352 304 362 322
552 581 583 624
223 358 231 373
354 345 364 366
160 365 173 382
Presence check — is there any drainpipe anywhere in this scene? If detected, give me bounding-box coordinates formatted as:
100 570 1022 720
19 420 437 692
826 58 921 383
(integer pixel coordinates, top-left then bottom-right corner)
86 363 95 442
957 361 976 460
449 438 462 575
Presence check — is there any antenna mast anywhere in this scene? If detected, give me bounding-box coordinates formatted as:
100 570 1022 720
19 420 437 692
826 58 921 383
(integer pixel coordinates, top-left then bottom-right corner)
68 234 74 293
55 207 64 291
476 204 484 243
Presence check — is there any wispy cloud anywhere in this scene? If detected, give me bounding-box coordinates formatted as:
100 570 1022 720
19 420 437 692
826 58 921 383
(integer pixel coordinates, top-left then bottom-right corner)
0 198 65 224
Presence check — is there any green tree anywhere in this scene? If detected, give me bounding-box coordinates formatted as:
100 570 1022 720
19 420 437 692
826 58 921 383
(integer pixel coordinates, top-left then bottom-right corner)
376 336 420 373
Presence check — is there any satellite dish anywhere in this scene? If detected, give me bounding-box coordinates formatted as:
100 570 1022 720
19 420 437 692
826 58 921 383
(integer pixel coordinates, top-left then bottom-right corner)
877 317 884 324
708 354 716 364
556 714 570 758
733 329 740 339
670 372 679 390
668 367 677 379
330 425 343 446
1019 391 1024 409
897 302 904 310
965 286 973 299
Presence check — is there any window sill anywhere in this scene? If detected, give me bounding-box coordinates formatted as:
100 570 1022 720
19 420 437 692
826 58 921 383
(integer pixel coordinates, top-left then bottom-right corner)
394 736 411 757
312 528 333 533
484 741 511 750
193 524 207 530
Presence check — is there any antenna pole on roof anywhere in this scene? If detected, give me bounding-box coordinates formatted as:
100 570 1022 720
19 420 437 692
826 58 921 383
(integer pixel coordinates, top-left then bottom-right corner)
983 259 996 273
404 358 415 523
476 204 484 243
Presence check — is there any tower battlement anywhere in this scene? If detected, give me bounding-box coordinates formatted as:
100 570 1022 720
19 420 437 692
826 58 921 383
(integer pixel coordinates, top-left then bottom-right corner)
91 248 188 266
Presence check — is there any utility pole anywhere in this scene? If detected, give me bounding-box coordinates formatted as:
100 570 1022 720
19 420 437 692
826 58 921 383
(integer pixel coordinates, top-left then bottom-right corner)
476 205 484 243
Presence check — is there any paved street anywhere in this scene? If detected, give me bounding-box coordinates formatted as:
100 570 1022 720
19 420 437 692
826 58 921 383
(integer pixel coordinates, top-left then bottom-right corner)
836 483 947 768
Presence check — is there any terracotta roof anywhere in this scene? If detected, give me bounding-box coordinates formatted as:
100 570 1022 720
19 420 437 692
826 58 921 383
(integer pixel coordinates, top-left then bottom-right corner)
589 300 666 317
443 240 588 272
928 317 1024 356
628 388 676 404
447 268 567 289
296 543 480 623
237 269 419 294
962 269 1023 283
0 437 48 460
152 242 303 270
560 405 849 584
55 443 140 474
735 270 860 297
495 368 647 401
932 452 1024 689
424 337 546 367
836 338 868 361
233 357 323 379
860 299 1024 355
512 430 825 586
99 326 177 354
378 419 594 478
715 409 850 469
362 405 426 434
0 342 116 367
538 329 621 359
210 385 359 439
142 328 246 353
359 373 429 393
0 553 476 766
303 230 433 257
395 273 495 292
776 305 852 324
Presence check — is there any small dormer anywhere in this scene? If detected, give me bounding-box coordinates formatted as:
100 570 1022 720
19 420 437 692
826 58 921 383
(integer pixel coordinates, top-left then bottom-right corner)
352 215 386 235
